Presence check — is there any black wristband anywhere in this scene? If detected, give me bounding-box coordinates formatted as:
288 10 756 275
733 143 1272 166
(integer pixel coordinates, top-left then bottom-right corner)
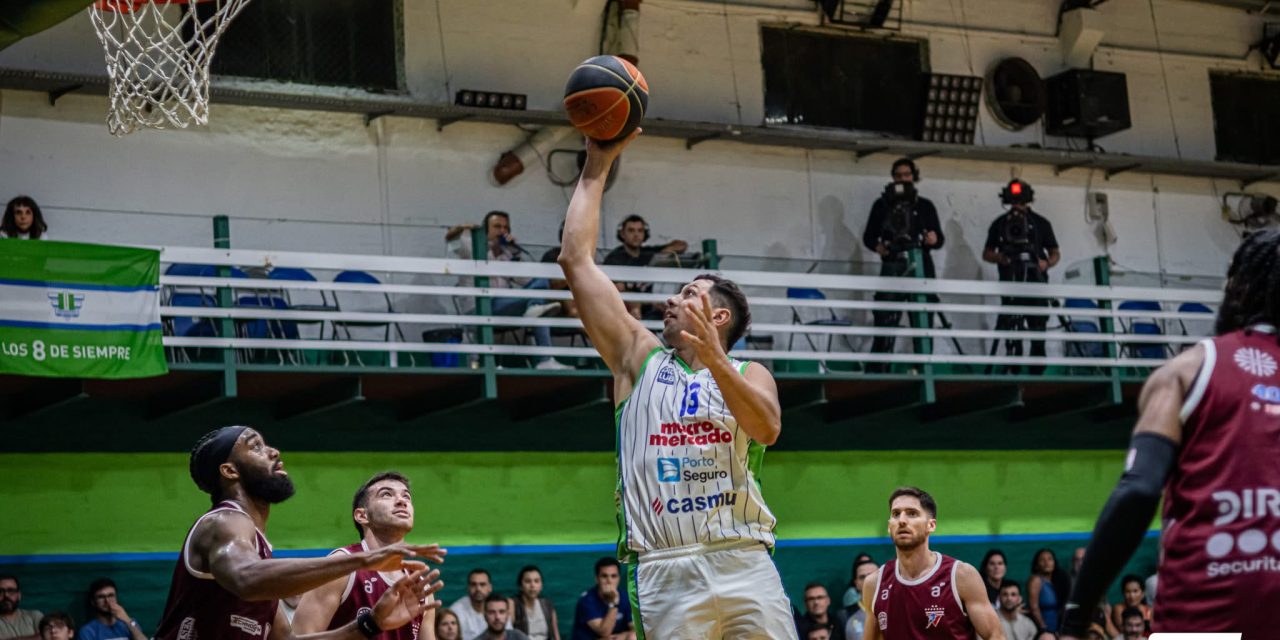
355 610 381 639
1062 432 1176 635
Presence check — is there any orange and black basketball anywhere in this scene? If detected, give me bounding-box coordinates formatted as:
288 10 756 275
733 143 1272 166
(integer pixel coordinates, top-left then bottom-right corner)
563 55 648 143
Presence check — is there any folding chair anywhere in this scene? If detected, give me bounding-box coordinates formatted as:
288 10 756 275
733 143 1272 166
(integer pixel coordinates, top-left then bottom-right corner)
268 267 337 340
332 270 412 366
1118 300 1172 359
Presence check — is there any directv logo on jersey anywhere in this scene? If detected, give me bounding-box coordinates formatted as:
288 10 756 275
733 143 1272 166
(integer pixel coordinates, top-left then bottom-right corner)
657 366 677 384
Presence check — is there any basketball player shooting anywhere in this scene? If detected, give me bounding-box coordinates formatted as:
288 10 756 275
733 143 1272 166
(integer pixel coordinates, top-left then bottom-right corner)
152 427 446 640
556 131 797 639
1062 229 1280 638
861 487 1003 640
293 472 434 640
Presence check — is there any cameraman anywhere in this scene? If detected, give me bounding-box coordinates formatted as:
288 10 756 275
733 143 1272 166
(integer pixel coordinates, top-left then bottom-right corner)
982 179 1060 372
861 158 945 369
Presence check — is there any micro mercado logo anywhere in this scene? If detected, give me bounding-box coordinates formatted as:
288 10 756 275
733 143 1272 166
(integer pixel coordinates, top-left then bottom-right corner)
648 421 732 447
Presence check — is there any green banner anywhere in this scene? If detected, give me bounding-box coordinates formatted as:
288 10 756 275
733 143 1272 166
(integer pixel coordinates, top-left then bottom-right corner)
0 240 167 378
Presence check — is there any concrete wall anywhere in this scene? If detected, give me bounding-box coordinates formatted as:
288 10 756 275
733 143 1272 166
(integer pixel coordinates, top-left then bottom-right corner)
0 0 1272 289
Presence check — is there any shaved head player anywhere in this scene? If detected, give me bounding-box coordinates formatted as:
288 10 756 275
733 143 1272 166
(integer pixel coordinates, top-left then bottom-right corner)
861 487 1003 640
152 426 446 640
556 130 795 639
1063 229 1280 638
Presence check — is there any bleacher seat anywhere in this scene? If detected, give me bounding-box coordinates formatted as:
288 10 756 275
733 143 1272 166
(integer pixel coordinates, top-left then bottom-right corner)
333 270 410 366
268 267 337 339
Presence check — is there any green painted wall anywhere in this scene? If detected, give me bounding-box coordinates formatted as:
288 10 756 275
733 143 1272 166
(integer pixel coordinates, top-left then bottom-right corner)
1 449 1130 554
1 449 1156 637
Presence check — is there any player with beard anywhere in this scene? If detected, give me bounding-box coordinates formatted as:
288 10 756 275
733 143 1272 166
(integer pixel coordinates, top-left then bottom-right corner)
861 488 1003 640
153 426 446 640
557 131 795 638
294 472 434 640
1062 229 1280 639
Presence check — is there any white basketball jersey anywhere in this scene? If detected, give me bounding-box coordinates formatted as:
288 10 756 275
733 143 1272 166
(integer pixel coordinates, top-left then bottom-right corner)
615 347 778 559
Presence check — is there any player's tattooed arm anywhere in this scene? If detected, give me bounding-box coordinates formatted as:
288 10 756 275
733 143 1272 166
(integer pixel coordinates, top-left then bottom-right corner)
955 562 1005 640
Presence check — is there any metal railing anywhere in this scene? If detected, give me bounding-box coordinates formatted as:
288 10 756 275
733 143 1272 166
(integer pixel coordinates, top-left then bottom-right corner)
156 241 1221 377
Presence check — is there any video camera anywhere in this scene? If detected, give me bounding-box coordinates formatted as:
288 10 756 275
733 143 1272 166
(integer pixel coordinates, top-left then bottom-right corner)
879 181 921 254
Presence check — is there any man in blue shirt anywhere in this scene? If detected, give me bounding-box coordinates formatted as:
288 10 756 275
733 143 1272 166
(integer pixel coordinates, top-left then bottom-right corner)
77 580 145 640
570 559 633 640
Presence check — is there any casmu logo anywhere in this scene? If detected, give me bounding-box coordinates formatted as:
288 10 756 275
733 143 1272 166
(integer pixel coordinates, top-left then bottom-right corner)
1212 488 1280 525
653 491 738 515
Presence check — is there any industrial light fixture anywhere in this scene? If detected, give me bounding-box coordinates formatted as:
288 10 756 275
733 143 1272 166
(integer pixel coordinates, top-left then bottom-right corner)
919 73 982 144
455 90 527 111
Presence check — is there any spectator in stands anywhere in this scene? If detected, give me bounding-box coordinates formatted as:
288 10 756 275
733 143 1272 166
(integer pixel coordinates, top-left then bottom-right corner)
446 211 571 370
983 180 1060 374
0 575 42 640
603 214 688 319
978 549 1009 606
841 559 877 640
540 222 578 320
806 628 830 640
1109 575 1151 631
1084 622 1108 640
511 565 559 640
570 558 633 640
1119 606 1147 640
451 569 498 640
839 553 874 608
78 579 145 640
996 580 1037 640
862 158 944 370
476 594 529 640
794 583 844 640
435 609 462 640
1026 548 1070 634
36 614 73 640
0 196 48 240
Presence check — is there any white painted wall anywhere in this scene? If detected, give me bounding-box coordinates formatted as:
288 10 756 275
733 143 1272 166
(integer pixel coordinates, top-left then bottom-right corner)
0 0 1274 350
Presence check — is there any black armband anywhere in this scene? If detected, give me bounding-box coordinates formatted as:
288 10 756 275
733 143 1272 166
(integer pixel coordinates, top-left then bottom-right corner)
355 610 381 639
1061 432 1176 635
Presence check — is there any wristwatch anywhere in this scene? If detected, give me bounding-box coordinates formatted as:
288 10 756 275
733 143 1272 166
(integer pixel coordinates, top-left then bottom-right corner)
606 602 617 609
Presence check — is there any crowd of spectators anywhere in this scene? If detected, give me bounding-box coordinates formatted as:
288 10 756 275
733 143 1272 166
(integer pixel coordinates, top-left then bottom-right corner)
1 548 1156 640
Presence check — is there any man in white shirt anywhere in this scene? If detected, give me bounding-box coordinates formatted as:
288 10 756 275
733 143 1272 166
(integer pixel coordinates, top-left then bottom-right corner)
996 580 1038 640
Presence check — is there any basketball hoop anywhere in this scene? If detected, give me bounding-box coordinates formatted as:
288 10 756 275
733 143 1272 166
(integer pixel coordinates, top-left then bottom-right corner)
89 0 252 136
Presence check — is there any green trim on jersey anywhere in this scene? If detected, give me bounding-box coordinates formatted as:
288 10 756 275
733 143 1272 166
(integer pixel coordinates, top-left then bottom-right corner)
671 352 695 374
627 563 645 640
616 345 667 563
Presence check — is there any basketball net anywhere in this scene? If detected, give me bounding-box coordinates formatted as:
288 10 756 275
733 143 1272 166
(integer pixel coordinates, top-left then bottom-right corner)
89 0 252 136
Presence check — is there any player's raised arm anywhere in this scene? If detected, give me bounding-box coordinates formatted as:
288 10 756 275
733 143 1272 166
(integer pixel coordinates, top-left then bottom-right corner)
954 562 1005 640
557 130 659 381
1061 345 1200 638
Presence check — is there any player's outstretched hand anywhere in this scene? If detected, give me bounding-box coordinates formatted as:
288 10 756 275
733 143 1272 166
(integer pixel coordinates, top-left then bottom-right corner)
362 542 448 571
583 128 642 178
680 292 728 364
371 563 443 630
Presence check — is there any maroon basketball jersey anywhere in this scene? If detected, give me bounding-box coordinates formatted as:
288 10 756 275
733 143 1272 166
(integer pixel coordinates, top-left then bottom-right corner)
154 501 279 640
870 554 976 640
1156 326 1280 635
325 541 420 640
